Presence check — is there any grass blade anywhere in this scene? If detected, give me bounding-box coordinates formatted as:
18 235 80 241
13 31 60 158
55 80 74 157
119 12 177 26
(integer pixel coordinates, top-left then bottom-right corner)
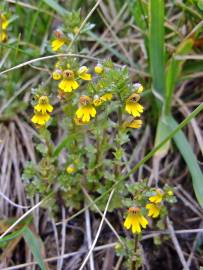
130 0 149 53
149 0 165 102
88 32 137 65
23 227 48 270
41 0 67 16
154 115 170 159
166 115 203 207
165 38 194 114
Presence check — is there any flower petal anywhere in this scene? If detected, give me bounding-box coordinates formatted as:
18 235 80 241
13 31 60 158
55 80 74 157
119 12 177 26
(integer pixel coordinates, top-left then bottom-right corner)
72 80 79 90
51 39 65 51
79 73 92 81
139 215 148 228
59 79 72 92
131 216 141 233
76 108 83 119
90 107 96 117
124 215 132 230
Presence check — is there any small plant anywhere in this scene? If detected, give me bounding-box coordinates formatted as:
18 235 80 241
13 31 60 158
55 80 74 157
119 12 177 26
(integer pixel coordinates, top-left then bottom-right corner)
20 11 177 269
120 183 176 268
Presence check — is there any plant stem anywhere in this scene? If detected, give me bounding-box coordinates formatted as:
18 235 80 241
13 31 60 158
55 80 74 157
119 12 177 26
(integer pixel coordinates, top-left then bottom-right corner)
131 234 139 270
115 105 123 177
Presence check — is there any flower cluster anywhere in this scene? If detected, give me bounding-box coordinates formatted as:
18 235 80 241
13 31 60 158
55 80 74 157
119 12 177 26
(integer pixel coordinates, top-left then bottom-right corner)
51 62 116 125
0 13 9 42
52 61 145 129
73 93 113 125
124 188 174 234
124 83 144 129
31 96 53 126
146 189 163 218
52 65 91 93
28 60 147 211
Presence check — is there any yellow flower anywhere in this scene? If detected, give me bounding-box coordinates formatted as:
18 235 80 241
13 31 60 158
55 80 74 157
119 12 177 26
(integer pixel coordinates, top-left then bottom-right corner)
51 39 65 51
93 95 103 107
93 93 113 106
51 29 66 51
94 64 103 74
0 31 7 42
101 93 113 101
34 96 53 114
167 190 173 196
0 14 9 42
125 93 144 117
31 111 50 126
55 61 61 68
0 14 9 30
127 119 142 129
78 66 92 81
66 164 76 174
134 83 144 94
52 69 62 80
59 69 79 92
76 96 96 122
149 189 163 204
73 27 80 34
146 203 160 218
124 207 148 234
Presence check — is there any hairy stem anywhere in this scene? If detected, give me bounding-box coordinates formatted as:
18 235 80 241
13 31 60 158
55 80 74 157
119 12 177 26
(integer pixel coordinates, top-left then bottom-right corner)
131 234 139 270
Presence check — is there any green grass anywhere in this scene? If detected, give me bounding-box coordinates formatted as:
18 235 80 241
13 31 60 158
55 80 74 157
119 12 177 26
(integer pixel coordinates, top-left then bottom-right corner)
147 0 203 206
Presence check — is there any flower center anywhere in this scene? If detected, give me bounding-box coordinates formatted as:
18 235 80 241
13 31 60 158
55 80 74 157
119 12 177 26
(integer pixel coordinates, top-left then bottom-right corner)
54 29 63 39
39 96 48 104
129 93 140 103
79 96 91 106
63 69 74 80
128 207 140 214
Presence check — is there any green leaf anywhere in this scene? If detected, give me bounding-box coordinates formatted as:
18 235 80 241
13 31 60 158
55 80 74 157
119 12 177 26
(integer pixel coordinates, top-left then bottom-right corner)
0 226 25 246
154 115 170 158
130 0 149 56
113 148 124 161
198 0 203 10
0 216 32 245
182 60 203 76
36 143 48 155
85 144 97 154
23 227 48 270
131 0 147 31
53 133 79 157
166 115 203 207
149 0 165 102
41 0 67 16
165 38 194 114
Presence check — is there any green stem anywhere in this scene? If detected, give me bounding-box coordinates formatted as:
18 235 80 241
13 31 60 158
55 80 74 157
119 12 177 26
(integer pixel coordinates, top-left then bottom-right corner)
131 234 139 270
115 105 123 177
94 114 104 176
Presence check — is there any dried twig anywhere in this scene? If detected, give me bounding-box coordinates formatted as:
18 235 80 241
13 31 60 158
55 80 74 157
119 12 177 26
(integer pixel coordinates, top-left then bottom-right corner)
1 243 117 270
167 217 190 270
85 203 95 270
79 189 115 270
